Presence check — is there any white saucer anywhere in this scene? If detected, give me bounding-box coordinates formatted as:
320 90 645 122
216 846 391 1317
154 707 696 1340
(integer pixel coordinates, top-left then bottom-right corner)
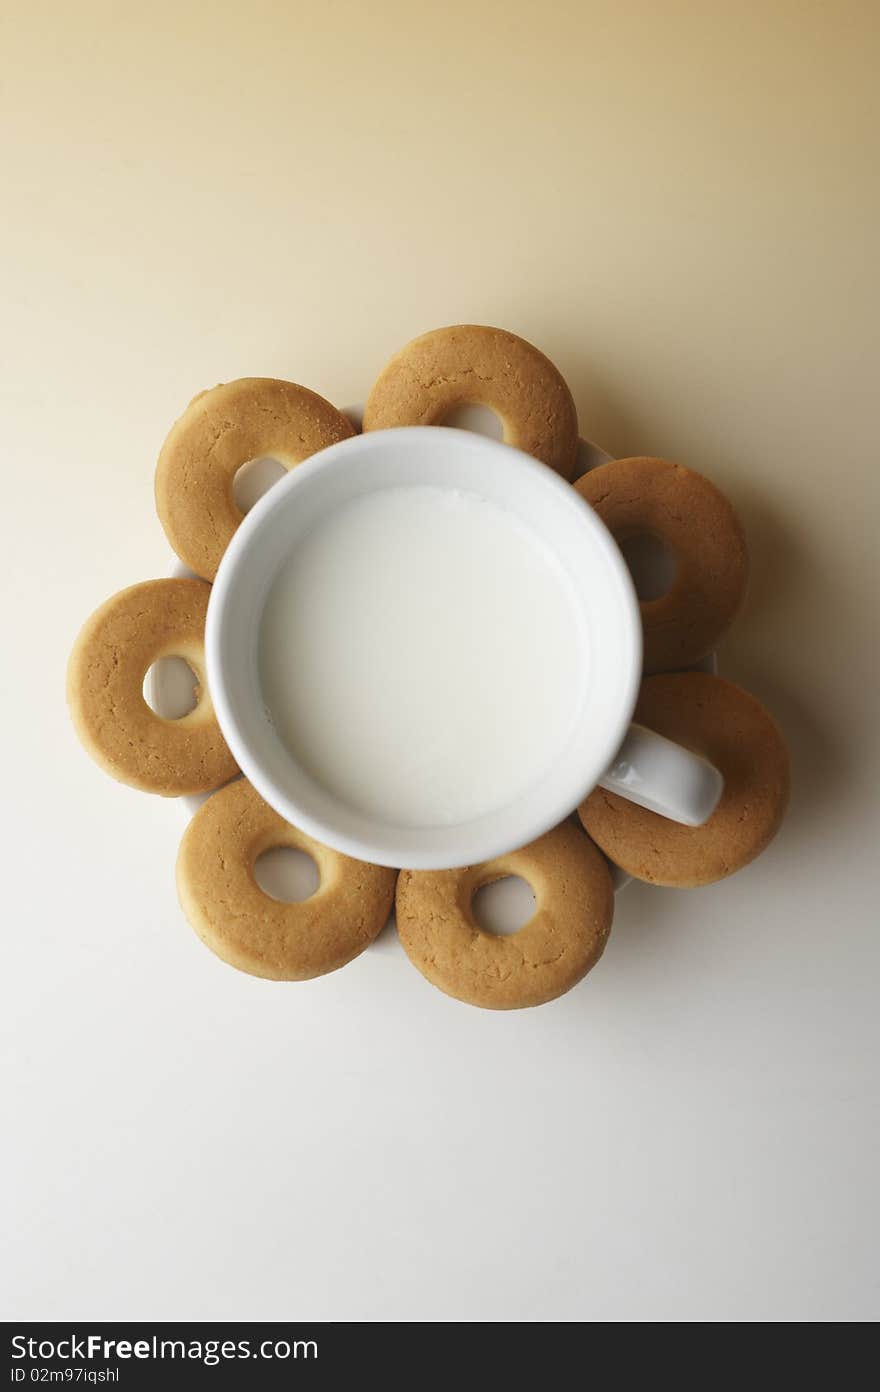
150 409 714 907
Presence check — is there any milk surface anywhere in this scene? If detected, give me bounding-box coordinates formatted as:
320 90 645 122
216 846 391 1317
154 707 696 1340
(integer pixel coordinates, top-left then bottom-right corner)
259 485 585 827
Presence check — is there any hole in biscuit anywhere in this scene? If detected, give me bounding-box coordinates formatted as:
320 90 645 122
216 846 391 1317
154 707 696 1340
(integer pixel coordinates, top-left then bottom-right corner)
253 847 320 903
619 532 677 601
472 876 536 936
233 456 288 513
144 656 199 719
441 403 504 440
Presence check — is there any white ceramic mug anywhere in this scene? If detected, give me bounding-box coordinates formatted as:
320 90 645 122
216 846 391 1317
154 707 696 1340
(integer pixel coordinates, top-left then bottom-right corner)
206 427 722 869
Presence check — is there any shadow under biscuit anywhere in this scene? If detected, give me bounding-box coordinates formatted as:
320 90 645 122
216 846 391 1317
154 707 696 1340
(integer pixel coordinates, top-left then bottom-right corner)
729 483 806 622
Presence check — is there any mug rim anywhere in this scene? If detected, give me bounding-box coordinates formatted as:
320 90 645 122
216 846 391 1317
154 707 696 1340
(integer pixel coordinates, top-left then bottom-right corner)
206 427 642 868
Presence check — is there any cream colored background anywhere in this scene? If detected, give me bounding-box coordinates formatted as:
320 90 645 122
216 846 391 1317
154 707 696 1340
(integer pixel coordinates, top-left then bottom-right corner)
2 0 878 1321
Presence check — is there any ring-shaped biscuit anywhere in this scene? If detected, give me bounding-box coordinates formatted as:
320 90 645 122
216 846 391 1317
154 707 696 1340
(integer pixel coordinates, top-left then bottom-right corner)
395 821 613 1010
67 578 238 796
575 457 748 672
155 378 355 580
176 778 398 981
578 672 789 887
363 325 579 478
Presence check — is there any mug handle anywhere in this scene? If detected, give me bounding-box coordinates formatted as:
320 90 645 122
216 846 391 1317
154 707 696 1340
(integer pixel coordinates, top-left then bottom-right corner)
599 722 723 826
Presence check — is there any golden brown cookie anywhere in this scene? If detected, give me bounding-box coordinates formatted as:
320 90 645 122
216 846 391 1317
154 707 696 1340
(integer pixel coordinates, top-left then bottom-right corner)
67 578 238 796
396 821 613 1010
155 378 355 580
578 673 789 886
575 457 748 672
363 325 579 478
177 778 398 981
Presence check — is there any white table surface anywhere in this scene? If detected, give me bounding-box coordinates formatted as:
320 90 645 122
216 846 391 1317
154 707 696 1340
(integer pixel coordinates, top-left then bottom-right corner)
2 0 877 1323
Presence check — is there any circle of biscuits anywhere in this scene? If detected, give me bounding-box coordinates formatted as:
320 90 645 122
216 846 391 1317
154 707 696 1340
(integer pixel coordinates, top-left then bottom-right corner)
363 325 579 479
155 377 355 581
578 672 789 886
68 326 789 1007
575 456 748 673
67 578 239 796
395 820 614 1010
177 778 398 981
